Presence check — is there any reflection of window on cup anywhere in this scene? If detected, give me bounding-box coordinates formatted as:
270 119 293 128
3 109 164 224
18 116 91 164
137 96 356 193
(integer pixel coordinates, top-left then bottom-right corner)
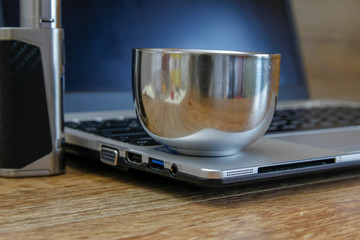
170 54 182 100
151 70 171 100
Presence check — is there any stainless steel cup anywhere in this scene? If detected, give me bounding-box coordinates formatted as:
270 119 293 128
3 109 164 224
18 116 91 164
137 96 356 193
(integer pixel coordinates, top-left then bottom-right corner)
133 48 280 156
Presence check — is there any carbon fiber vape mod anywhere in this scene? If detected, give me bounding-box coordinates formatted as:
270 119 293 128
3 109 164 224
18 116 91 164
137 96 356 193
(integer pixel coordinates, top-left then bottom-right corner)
0 0 64 176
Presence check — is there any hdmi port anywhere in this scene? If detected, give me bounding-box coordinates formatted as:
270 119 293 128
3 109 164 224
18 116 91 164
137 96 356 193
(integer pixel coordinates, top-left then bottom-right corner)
127 151 142 164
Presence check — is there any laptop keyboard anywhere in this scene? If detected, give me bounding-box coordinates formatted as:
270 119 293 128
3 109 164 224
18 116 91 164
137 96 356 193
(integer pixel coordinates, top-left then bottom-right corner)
65 106 360 146
268 107 360 133
65 118 158 146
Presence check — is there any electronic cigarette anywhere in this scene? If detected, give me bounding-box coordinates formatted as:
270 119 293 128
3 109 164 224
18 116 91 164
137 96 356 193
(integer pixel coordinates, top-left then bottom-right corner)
0 0 65 176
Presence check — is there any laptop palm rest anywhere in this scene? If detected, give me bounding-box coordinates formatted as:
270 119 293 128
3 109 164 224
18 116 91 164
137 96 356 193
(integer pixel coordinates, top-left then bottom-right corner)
269 128 360 152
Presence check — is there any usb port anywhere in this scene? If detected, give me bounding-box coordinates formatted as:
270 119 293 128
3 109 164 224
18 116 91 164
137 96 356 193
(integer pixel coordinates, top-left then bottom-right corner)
149 158 164 171
127 151 142 164
100 146 118 166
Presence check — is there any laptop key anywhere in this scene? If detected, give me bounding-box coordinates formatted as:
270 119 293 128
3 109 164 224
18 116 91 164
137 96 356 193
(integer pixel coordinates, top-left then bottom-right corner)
64 122 79 129
101 120 130 129
281 124 299 130
79 120 102 127
129 137 159 146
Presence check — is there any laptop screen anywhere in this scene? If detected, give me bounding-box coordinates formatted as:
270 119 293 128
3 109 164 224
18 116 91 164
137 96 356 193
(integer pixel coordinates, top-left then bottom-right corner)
1 0 309 112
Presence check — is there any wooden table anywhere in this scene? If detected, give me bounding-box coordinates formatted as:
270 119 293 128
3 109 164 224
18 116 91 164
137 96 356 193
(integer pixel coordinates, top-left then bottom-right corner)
2 1 360 239
1 157 360 239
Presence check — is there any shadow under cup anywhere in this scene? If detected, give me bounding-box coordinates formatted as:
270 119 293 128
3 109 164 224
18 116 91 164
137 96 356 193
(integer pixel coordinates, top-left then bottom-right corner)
133 48 281 156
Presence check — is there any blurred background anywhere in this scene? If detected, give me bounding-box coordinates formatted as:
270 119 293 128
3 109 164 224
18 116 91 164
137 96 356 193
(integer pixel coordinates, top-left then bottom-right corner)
291 0 360 102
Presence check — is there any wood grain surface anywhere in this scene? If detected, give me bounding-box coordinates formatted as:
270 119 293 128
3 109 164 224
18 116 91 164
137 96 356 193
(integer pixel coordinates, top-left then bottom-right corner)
1 158 360 240
1 1 360 239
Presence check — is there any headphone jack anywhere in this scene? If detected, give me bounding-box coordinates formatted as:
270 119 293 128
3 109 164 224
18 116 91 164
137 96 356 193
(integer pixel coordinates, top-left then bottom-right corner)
170 164 178 177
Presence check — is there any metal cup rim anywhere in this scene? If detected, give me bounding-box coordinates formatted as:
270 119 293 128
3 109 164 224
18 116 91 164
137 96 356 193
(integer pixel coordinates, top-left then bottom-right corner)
134 48 280 58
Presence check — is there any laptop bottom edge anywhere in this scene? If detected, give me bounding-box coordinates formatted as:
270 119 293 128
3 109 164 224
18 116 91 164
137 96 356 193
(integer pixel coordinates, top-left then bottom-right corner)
63 141 360 188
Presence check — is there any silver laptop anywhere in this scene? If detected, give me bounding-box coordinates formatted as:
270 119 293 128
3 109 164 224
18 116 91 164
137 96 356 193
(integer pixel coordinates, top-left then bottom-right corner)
9 0 360 186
